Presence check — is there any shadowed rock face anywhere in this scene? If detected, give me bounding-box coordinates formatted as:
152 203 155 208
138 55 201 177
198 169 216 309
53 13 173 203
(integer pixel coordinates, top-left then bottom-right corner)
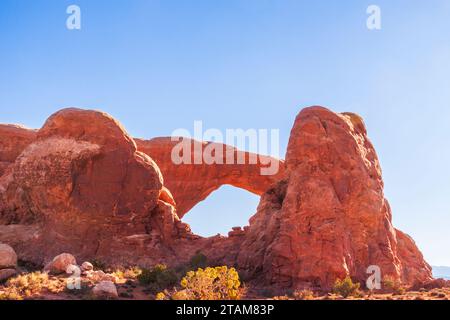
135 137 285 218
0 106 432 289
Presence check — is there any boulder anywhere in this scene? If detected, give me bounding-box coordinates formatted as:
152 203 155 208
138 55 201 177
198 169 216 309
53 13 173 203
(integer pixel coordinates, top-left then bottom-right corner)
0 243 17 269
92 280 118 299
0 268 17 282
81 261 94 272
44 253 77 274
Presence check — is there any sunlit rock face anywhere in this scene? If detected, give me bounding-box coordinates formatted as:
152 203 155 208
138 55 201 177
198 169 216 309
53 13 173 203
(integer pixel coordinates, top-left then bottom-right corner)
236 107 432 289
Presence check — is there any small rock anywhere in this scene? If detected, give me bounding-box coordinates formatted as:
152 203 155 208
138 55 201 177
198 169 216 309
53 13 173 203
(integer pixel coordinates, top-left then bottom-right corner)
44 253 77 274
0 243 17 269
81 261 94 272
0 268 17 282
92 281 118 299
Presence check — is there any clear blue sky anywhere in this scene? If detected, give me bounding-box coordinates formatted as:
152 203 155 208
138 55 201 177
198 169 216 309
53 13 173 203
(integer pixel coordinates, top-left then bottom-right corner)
1 0 449 265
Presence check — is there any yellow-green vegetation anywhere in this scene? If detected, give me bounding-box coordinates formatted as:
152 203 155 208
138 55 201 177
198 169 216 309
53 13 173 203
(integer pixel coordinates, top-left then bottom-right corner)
383 276 406 295
155 292 166 300
157 266 243 300
177 266 242 300
293 289 315 300
332 276 360 298
0 272 65 300
112 266 143 281
137 264 178 293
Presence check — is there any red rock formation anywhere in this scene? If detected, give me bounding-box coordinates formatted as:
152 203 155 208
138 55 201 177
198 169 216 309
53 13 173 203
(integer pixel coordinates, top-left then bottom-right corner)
0 125 36 177
0 106 432 290
136 137 285 218
236 106 432 289
0 108 188 265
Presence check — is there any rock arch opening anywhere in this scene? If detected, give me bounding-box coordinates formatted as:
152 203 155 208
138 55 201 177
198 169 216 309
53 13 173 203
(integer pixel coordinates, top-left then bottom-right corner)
181 185 260 237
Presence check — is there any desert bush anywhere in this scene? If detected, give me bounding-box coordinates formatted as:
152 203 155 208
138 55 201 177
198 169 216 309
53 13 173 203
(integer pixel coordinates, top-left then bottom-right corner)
178 266 242 300
332 276 360 298
189 252 208 270
112 266 142 280
137 264 178 292
91 259 107 271
293 289 315 300
175 252 209 276
155 292 167 300
169 289 190 300
0 272 65 300
383 276 405 295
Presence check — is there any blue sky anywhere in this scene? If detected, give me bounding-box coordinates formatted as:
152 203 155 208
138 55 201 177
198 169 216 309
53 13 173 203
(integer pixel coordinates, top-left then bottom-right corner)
1 0 449 265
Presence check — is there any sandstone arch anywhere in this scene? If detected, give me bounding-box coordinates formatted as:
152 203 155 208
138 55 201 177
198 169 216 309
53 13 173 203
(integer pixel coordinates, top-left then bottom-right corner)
135 137 285 218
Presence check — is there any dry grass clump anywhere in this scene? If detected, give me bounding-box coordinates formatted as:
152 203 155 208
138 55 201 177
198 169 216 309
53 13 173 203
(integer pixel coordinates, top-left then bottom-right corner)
111 266 143 281
0 272 66 300
293 289 315 300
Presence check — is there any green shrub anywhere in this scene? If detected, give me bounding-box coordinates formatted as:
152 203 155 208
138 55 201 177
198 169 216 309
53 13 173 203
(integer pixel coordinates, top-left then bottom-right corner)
332 276 360 298
137 264 178 292
189 252 208 270
91 259 107 271
383 276 405 295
